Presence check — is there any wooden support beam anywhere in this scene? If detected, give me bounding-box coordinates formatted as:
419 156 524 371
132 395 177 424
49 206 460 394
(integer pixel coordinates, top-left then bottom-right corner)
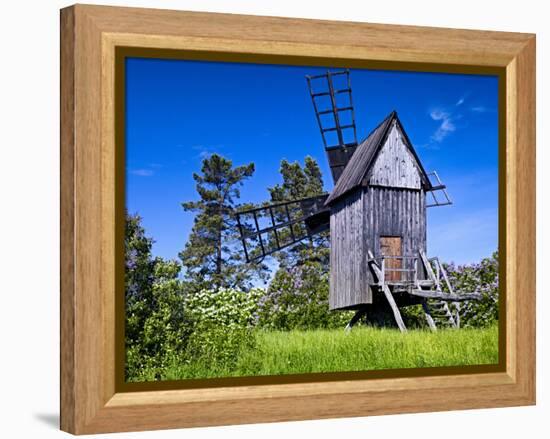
420 251 437 283
380 284 407 332
421 300 437 332
344 307 367 332
367 251 407 333
410 289 482 301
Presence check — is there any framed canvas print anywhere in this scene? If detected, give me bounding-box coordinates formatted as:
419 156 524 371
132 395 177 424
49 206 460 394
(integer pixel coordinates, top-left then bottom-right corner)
60 4 536 434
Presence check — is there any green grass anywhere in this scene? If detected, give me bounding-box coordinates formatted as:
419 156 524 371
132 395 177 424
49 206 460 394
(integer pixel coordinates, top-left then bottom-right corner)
163 325 498 380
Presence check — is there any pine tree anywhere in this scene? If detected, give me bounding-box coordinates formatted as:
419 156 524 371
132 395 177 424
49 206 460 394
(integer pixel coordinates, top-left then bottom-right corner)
125 212 157 352
267 156 329 267
180 154 267 291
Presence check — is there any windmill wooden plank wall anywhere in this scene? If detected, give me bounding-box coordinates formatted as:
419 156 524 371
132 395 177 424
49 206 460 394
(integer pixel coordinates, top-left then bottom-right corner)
329 189 369 310
328 119 428 310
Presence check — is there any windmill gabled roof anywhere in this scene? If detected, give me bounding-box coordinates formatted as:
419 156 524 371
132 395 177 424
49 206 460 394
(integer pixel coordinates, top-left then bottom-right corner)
325 111 432 206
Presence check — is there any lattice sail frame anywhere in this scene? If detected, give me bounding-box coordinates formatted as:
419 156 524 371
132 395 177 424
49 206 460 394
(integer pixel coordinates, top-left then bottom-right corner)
235 194 329 262
306 69 358 150
426 171 453 207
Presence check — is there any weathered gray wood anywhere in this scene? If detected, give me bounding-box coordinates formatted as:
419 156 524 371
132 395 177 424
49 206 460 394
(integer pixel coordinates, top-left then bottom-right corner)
328 118 431 312
367 253 407 332
435 257 462 328
410 290 482 301
368 121 422 190
330 189 371 310
420 251 437 283
421 255 461 327
421 300 437 331
380 283 407 332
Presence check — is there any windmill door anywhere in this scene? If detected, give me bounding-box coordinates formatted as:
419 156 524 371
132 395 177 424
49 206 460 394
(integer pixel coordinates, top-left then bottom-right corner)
380 236 402 282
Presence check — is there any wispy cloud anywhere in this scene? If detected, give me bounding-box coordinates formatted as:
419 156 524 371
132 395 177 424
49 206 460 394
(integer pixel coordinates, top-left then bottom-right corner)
130 169 154 177
470 105 494 113
191 144 225 159
429 109 456 143
423 91 486 148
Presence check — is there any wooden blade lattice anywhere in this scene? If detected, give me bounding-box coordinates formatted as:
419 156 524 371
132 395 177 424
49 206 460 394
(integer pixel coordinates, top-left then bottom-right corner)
235 194 329 262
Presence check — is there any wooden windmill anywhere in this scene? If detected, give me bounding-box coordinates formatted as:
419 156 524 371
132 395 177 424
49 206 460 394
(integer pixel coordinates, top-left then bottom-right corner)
236 70 480 332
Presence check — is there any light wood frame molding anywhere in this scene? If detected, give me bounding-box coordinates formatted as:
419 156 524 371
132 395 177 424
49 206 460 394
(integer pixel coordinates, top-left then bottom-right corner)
60 4 536 434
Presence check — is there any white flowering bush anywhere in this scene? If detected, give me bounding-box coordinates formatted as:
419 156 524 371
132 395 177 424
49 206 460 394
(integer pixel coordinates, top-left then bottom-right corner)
184 287 265 328
181 288 264 371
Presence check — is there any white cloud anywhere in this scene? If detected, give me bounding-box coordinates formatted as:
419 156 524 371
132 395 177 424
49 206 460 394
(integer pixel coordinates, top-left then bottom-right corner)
191 144 224 159
456 97 465 106
471 106 488 113
429 109 456 143
130 169 154 177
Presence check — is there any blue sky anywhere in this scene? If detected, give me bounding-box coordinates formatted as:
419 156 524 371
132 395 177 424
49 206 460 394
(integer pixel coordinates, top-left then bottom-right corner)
126 57 498 266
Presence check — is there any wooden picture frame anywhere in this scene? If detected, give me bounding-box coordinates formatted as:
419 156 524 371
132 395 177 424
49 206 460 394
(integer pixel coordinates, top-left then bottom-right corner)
60 4 536 434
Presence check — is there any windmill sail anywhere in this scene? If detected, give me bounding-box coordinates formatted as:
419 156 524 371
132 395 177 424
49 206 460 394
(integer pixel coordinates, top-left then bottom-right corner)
426 171 453 207
306 69 359 183
235 194 329 263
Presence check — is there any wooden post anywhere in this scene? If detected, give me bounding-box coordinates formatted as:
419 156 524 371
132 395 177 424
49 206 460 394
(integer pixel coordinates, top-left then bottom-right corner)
420 251 437 284
421 300 437 331
345 307 367 332
367 252 407 333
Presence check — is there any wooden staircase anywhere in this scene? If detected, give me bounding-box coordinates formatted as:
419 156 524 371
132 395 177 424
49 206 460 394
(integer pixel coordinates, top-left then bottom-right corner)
417 252 459 330
361 250 480 332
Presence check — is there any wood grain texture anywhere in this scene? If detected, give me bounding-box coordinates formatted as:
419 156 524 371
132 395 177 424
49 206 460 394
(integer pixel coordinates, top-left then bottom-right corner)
330 189 369 309
369 122 422 189
60 6 75 433
60 4 536 434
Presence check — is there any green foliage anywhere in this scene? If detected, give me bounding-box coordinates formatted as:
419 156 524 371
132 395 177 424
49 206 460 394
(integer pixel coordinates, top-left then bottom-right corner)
268 156 324 201
257 261 352 330
267 156 329 267
401 304 431 329
179 154 267 291
125 213 190 381
446 251 499 327
125 212 157 352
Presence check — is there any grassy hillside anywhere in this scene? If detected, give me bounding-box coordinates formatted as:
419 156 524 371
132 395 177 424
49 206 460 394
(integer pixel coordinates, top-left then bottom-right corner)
162 325 498 380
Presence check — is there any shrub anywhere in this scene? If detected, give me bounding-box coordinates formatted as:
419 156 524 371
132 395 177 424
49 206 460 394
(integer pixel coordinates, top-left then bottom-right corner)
125 213 192 381
445 251 499 328
184 287 264 328
257 261 352 330
178 288 264 372
126 259 192 381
